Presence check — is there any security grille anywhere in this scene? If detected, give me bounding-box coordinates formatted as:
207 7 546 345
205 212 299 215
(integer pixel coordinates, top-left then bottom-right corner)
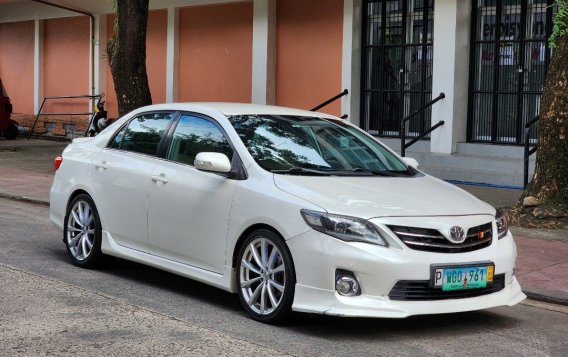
361 0 434 138
468 0 556 144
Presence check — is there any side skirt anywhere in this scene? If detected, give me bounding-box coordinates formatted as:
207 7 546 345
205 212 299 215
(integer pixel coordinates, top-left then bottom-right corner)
101 231 238 293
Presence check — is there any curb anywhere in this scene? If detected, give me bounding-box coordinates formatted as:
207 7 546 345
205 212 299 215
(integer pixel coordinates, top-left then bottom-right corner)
0 192 50 207
523 287 568 307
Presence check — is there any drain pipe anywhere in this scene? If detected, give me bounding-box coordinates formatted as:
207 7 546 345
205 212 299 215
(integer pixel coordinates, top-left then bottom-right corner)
30 0 96 98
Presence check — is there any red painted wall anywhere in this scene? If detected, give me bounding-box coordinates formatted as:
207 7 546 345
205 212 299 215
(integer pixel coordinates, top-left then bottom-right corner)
0 21 34 114
276 0 344 116
43 16 90 114
105 10 167 118
178 2 253 102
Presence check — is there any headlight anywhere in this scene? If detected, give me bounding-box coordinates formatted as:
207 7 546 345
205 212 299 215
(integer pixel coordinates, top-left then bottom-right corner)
496 212 508 239
300 209 388 246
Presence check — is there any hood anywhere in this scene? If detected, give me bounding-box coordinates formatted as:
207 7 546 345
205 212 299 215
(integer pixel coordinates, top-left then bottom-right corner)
273 174 495 219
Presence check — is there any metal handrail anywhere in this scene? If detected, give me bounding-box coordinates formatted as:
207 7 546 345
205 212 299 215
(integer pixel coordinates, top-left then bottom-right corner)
310 89 349 112
400 92 445 157
523 116 538 188
28 94 102 139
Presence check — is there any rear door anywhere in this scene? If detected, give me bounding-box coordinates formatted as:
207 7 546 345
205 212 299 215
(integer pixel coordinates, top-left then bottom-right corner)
147 113 237 273
90 112 174 252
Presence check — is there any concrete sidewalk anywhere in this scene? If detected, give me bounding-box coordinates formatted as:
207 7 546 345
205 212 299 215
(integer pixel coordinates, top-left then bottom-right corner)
1 138 567 306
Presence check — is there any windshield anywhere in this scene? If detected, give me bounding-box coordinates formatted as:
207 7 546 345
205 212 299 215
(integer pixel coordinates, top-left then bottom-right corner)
229 115 413 176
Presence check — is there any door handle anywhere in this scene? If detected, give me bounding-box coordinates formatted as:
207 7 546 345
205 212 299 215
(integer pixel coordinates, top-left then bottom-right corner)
95 161 108 170
151 174 168 184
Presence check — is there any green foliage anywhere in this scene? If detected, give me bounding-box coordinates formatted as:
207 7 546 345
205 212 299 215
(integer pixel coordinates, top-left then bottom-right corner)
549 0 568 48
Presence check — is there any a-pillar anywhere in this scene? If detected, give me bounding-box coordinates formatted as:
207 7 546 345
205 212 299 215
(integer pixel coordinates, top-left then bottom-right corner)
251 0 276 105
430 0 472 154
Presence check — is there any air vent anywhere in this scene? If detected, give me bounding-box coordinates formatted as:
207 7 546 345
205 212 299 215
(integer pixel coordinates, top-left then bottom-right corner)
389 274 505 301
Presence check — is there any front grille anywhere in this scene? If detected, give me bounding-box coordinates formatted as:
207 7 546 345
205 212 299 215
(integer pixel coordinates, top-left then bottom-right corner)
388 274 505 301
388 223 493 253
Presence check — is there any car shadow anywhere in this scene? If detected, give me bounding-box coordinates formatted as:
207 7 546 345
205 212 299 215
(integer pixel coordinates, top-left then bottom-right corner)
285 309 522 339
100 256 243 313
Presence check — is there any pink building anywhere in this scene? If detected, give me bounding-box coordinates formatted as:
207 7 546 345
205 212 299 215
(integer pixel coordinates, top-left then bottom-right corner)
0 0 554 187
0 0 345 126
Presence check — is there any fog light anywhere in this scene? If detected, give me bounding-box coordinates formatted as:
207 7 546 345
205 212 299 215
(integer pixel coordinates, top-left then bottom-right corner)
336 276 360 296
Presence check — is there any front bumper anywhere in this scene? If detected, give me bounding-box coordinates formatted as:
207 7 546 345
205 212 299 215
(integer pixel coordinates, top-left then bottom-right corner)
287 226 526 318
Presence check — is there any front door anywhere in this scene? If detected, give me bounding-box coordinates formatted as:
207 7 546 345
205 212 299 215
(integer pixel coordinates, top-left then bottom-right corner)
147 113 237 273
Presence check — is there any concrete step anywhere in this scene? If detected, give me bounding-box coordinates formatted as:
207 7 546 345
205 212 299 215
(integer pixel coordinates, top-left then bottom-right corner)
377 138 535 188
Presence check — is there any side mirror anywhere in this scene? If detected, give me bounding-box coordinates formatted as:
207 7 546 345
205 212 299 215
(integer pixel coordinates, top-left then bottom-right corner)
194 152 232 173
402 157 419 168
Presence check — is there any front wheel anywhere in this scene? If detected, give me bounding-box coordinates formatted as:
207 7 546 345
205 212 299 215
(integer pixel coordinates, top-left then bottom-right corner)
236 229 296 323
64 194 104 268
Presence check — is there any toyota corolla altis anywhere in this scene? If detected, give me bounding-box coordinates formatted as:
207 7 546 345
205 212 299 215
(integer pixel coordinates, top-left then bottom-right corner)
50 103 525 322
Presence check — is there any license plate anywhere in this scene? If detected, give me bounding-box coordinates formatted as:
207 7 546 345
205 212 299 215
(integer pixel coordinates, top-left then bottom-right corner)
432 264 494 291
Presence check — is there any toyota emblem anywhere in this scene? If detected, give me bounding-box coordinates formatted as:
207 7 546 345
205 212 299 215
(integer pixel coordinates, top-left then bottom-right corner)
449 226 466 243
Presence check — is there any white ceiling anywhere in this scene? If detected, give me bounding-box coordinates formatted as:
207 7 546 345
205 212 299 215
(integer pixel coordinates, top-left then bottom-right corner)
0 0 246 23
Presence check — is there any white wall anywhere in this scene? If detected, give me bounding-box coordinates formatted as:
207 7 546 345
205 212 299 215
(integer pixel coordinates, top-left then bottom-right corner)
430 0 472 154
342 0 362 126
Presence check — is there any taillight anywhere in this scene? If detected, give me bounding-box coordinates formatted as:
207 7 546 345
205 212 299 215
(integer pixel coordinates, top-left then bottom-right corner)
54 156 63 170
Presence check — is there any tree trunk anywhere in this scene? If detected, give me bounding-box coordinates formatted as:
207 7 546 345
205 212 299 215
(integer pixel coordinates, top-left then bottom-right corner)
107 0 152 117
510 34 568 228
524 35 568 205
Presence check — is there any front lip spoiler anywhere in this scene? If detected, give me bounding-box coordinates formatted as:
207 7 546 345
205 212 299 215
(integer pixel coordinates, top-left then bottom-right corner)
291 278 526 318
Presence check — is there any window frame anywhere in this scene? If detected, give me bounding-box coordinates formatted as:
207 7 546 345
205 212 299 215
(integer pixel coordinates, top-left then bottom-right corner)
157 111 247 180
106 111 178 158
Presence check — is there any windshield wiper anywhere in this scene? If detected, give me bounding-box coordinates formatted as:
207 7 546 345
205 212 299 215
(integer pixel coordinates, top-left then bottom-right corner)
349 168 405 177
270 167 332 176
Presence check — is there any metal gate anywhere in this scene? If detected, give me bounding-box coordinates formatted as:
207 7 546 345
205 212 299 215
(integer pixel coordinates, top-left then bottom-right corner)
361 0 434 137
468 0 555 144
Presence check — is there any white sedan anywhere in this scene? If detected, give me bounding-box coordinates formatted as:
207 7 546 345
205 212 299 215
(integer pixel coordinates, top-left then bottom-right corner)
50 103 525 322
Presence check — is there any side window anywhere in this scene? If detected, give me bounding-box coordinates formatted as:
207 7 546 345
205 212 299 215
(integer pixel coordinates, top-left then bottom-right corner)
167 115 233 166
109 112 172 156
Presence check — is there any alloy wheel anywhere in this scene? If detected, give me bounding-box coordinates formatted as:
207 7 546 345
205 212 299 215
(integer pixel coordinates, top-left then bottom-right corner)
66 199 96 261
239 237 286 316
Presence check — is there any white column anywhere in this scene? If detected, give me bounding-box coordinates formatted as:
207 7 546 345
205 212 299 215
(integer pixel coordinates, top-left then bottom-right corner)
251 0 276 105
93 14 107 99
341 0 362 125
166 7 179 103
33 19 43 114
430 0 472 154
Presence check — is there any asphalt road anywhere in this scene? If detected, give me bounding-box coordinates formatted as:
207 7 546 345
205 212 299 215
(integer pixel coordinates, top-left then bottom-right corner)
1 198 567 356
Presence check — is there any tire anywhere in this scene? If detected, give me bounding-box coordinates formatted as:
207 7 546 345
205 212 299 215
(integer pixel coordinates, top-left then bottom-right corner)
63 194 104 268
236 229 296 323
3 124 18 140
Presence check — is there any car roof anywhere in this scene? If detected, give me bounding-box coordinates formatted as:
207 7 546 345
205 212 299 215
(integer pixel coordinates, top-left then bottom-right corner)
133 102 340 120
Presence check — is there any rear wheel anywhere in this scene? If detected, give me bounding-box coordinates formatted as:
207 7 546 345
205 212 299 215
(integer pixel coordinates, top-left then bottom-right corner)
64 194 104 268
3 124 18 140
236 229 295 323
